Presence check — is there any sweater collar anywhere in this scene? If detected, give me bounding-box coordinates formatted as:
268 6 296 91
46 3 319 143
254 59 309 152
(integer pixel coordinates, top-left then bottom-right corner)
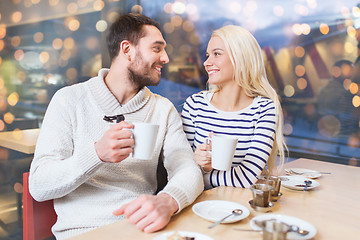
88 68 151 115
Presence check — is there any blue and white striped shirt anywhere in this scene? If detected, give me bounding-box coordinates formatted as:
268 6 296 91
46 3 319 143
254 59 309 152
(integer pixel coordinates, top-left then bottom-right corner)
181 91 276 189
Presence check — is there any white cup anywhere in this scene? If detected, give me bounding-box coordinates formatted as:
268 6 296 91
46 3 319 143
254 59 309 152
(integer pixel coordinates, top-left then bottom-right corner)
131 122 159 160
209 134 238 171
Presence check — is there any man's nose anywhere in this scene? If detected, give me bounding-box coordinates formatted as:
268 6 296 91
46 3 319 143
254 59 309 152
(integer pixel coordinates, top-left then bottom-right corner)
161 51 169 64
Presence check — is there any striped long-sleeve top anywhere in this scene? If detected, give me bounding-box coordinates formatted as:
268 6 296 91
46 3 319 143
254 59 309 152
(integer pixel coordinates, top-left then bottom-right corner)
181 91 276 189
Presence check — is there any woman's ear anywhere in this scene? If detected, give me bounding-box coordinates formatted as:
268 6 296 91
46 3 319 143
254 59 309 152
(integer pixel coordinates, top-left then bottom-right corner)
120 40 132 61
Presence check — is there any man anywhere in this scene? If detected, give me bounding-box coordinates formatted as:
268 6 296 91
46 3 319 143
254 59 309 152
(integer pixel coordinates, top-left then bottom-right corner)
29 13 204 239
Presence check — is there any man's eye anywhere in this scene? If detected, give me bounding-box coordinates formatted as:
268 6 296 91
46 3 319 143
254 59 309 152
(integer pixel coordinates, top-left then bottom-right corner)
154 47 161 52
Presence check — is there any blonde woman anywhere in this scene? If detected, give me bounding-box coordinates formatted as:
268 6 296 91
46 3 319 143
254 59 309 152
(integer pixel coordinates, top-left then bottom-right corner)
181 25 286 189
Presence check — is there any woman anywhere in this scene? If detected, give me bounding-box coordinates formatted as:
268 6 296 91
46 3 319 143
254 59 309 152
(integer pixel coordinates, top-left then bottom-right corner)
181 25 287 189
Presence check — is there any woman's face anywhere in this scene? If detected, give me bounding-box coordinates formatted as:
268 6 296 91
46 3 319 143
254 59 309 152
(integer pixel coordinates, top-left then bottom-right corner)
203 36 234 86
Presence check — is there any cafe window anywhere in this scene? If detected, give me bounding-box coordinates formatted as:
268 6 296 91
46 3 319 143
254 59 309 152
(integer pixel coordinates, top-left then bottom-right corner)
0 0 359 165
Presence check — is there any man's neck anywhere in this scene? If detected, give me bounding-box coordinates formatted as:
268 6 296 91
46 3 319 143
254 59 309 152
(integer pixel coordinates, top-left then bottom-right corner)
104 65 140 106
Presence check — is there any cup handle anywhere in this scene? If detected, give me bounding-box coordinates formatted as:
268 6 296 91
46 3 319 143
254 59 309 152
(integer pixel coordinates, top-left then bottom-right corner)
124 128 134 158
205 137 212 155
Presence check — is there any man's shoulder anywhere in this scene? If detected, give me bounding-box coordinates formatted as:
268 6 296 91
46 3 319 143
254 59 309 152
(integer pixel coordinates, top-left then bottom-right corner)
150 91 174 107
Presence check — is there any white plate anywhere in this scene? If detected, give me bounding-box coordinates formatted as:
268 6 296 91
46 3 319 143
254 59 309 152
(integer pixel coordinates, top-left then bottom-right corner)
250 214 317 239
280 175 320 191
286 168 322 179
192 200 250 223
153 231 214 240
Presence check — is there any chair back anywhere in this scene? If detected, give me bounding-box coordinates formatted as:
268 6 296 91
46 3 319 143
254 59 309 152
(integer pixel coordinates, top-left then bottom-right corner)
23 172 57 240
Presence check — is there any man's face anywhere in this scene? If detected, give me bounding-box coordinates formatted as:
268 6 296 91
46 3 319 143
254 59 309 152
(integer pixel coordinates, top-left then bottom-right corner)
128 25 169 88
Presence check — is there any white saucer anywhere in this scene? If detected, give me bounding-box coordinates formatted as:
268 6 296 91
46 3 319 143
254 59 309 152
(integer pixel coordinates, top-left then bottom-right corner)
250 214 317 239
192 200 250 223
153 231 214 240
280 175 320 191
286 168 322 179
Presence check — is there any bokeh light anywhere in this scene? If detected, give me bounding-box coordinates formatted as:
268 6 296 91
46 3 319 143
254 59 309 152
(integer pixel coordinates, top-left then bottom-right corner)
284 85 295 97
186 3 198 15
93 0 105 11
341 6 350 17
16 71 26 82
349 83 359 94
318 115 341 138
52 38 63 50
96 20 107 32
85 36 99 50
39 51 50 63
163 22 175 34
295 65 306 77
352 95 360 107
66 17 80 31
67 2 78 14
66 68 78 84
343 79 352 90
14 49 24 61
11 36 21 47
0 120 5 132
294 46 305 58
171 15 183 27
347 26 357 37
4 112 15 124
283 123 293 135
182 20 194 32
164 3 172 14
297 78 307 90
33 32 44 43
131 5 143 13
353 6 360 17
273 6 284 16
319 23 329 35
229 1 242 14
172 1 186 14
49 0 60 7
0 24 6 39
11 11 22 23
64 37 75 49
8 92 19 106
78 0 88 8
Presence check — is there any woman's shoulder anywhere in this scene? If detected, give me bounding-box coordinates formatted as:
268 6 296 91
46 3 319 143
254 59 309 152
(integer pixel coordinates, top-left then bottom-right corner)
254 96 275 107
185 90 211 104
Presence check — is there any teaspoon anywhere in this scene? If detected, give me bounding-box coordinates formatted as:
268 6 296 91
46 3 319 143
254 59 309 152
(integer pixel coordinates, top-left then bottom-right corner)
208 209 243 229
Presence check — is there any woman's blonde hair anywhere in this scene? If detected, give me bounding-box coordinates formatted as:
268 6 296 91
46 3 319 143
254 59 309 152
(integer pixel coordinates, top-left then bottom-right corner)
211 25 287 175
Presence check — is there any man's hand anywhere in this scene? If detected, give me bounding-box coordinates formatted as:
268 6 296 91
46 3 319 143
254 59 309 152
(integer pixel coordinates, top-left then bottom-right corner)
94 121 134 163
113 193 178 233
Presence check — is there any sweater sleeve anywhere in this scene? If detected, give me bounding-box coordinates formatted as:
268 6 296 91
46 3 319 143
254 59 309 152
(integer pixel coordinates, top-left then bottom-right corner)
29 88 104 202
158 104 204 212
209 100 276 188
181 96 196 150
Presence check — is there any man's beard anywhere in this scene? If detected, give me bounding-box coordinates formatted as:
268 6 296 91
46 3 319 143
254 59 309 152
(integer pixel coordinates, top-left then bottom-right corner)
128 53 161 89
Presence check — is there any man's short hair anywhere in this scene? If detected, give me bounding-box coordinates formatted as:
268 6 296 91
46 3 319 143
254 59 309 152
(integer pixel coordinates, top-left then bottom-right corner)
106 13 161 61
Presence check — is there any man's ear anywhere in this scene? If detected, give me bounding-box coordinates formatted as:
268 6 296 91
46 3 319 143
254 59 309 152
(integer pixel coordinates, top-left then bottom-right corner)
120 40 132 61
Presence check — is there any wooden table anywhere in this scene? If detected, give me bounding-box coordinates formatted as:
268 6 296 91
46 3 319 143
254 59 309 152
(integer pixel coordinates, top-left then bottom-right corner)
71 158 360 239
0 128 40 154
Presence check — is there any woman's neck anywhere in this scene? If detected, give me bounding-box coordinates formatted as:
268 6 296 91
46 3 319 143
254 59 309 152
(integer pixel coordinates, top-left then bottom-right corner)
211 84 254 112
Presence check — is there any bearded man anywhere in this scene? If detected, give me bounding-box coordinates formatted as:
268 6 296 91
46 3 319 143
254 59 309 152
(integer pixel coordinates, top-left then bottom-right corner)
28 13 203 239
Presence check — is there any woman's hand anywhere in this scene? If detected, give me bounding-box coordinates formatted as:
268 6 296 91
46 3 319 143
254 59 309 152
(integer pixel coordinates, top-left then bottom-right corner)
194 141 212 172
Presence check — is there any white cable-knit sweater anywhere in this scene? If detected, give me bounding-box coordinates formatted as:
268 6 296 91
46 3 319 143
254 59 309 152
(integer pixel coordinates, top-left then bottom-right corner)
29 69 204 239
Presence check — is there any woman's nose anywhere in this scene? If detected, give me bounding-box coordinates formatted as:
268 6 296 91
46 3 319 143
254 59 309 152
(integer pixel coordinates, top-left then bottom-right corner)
204 57 211 67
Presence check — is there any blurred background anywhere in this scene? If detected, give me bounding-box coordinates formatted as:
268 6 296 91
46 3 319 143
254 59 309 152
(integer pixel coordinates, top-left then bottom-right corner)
0 0 359 239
